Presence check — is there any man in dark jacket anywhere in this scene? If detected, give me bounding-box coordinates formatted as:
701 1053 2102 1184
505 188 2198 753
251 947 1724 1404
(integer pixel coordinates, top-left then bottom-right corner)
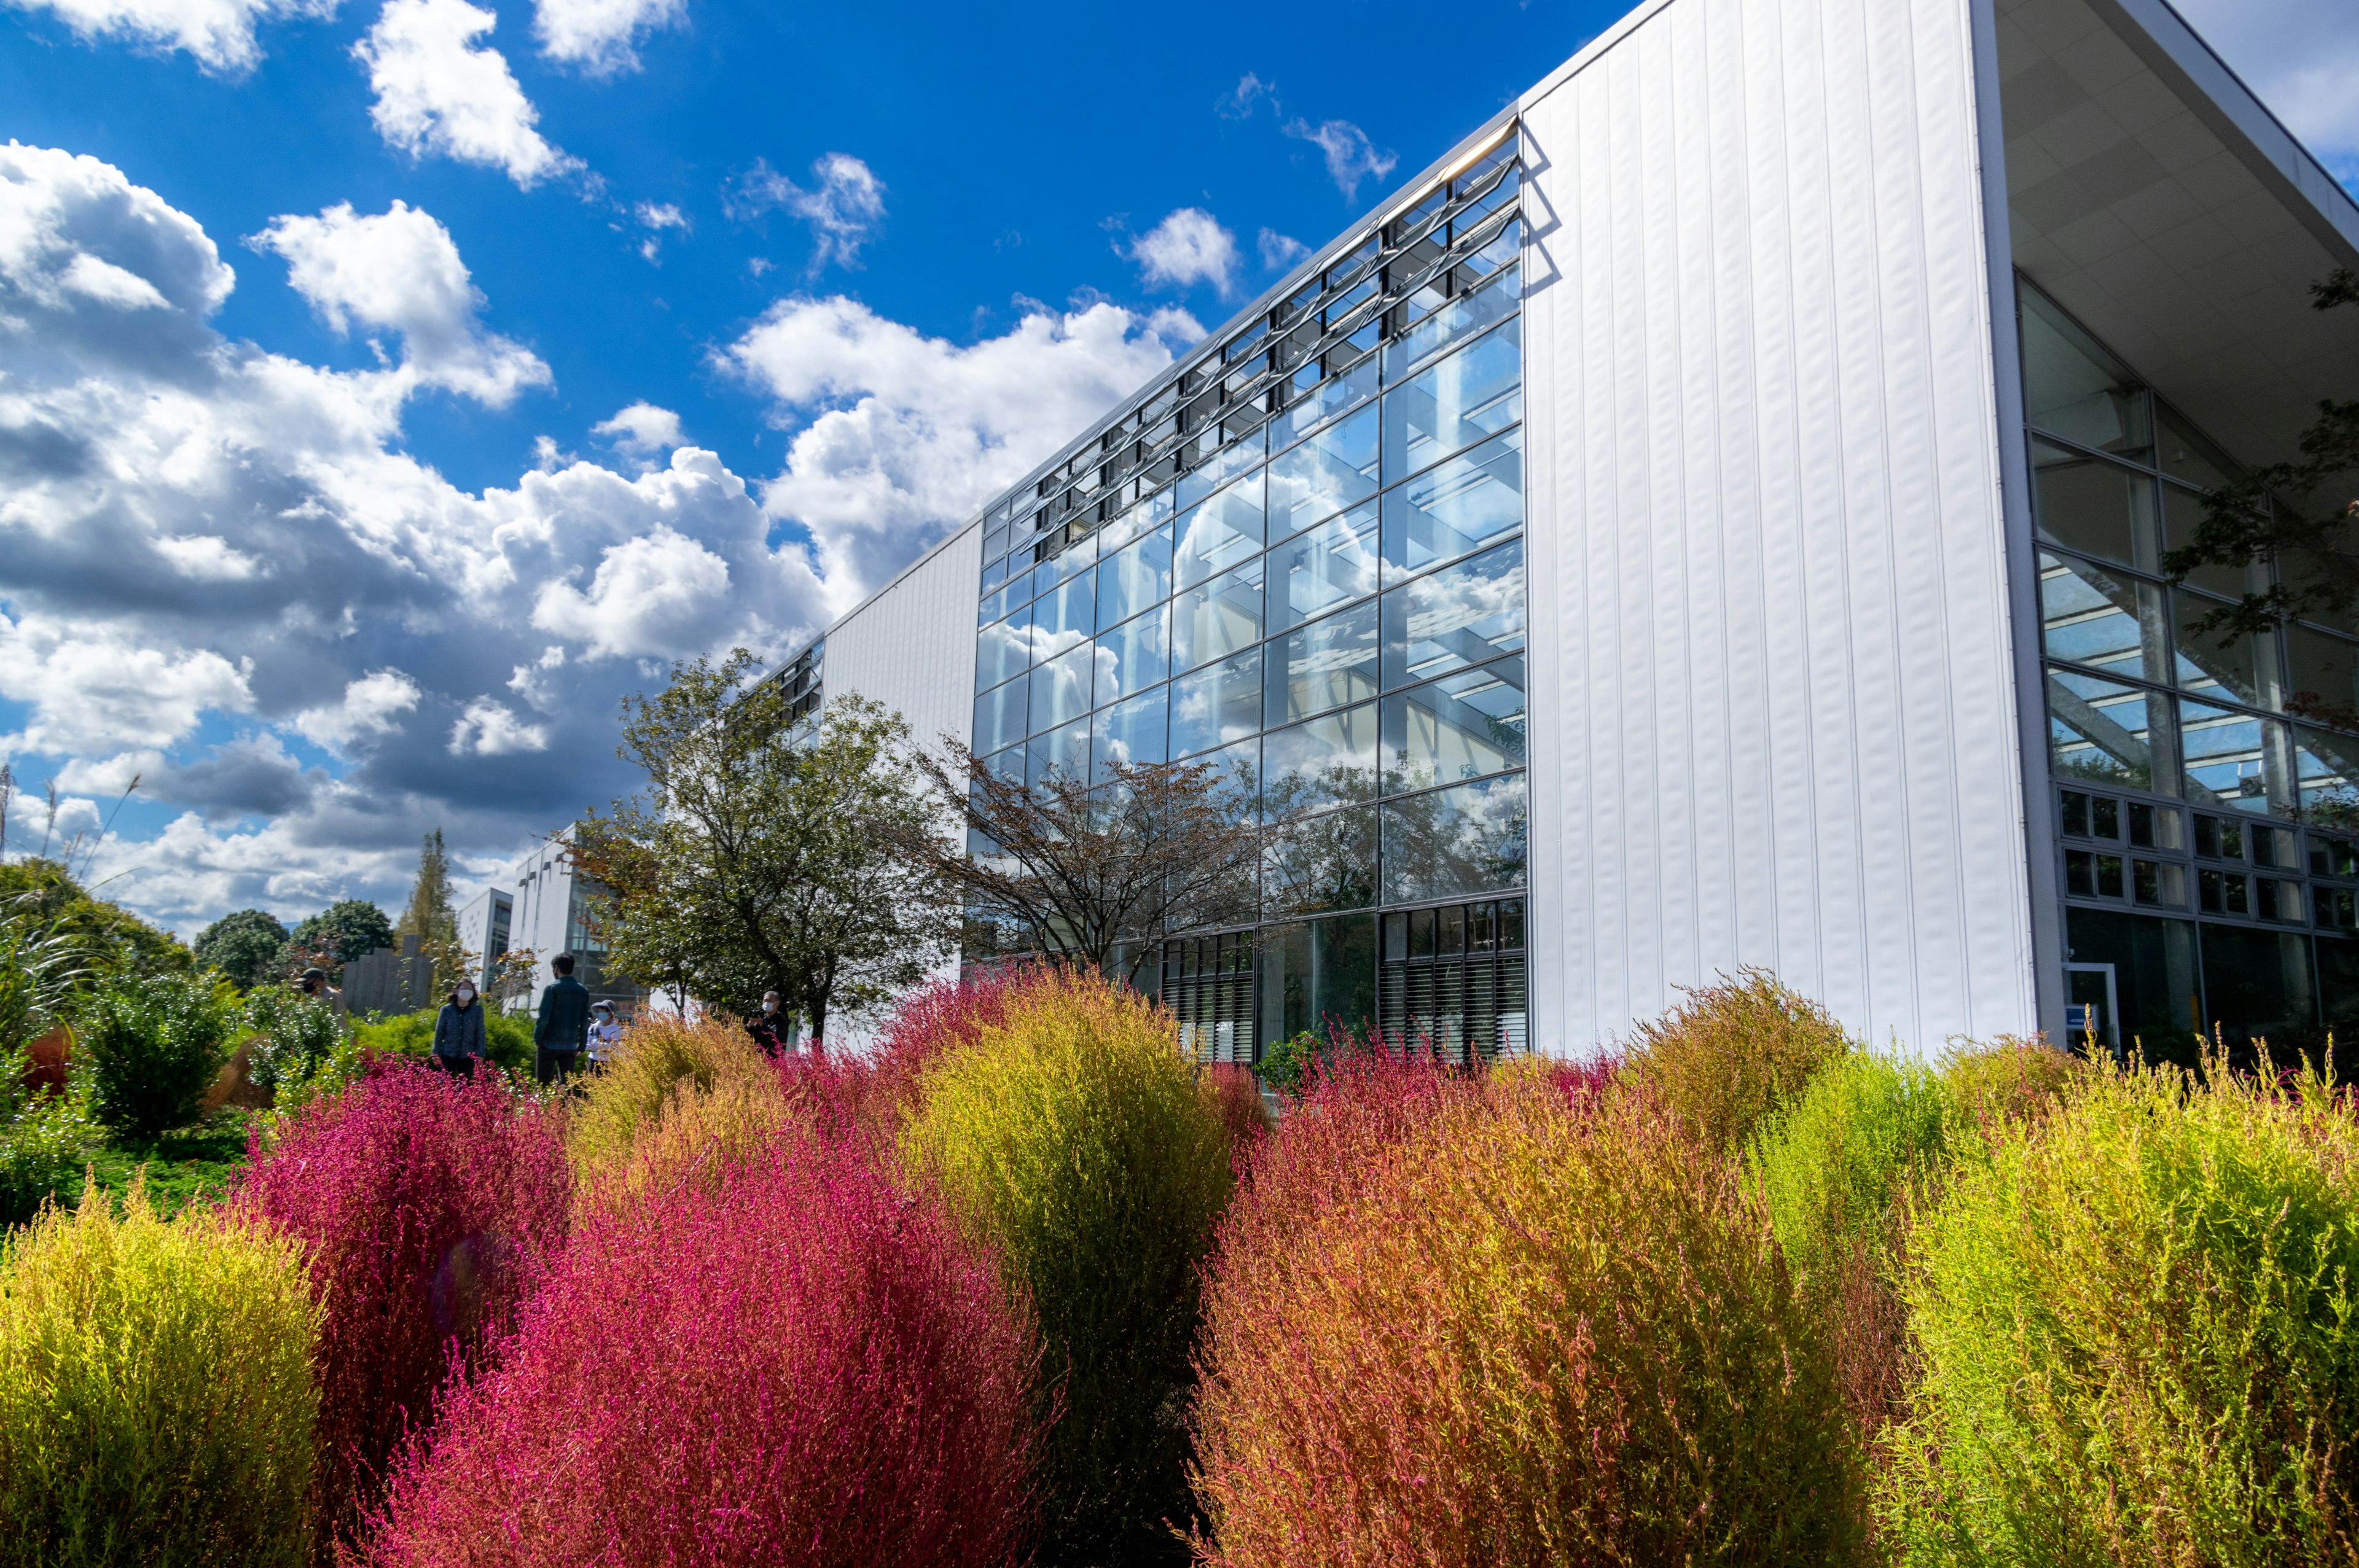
534 953 592 1085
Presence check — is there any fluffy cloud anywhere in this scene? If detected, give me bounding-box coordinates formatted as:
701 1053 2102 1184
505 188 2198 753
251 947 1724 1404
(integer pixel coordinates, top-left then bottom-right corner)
4 0 334 74
356 0 577 188
0 615 253 757
250 201 551 405
531 521 730 659
592 400 683 459
1129 207 1238 295
725 154 885 271
292 669 421 750
532 0 681 76
2174 0 2359 181
448 697 548 755
722 295 1184 609
1285 117 1396 202
1258 227 1309 271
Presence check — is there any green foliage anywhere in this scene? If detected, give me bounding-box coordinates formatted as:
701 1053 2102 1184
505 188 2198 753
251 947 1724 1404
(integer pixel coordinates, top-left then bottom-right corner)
1750 1053 1950 1287
1879 1056 2359 1564
1624 968 1853 1155
192 908 289 992
0 1072 92 1229
1254 1029 1318 1098
288 898 394 975
0 861 188 985
352 1005 532 1075
0 1179 319 1567
77 972 238 1139
72 1110 253 1221
241 985 348 1096
1939 1036 2074 1141
902 967 1234 1564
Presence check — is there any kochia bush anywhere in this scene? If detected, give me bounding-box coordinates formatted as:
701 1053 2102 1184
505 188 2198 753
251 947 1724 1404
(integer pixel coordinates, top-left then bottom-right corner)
0 1179 319 1568
237 1060 569 1549
1622 969 1852 1155
362 1133 1039 1568
901 967 1234 1565
565 1010 775 1182
1192 1064 1864 1567
1880 1058 2359 1564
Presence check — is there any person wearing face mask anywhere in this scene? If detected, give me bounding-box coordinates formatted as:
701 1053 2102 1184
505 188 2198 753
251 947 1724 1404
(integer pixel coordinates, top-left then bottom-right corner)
586 1000 621 1071
433 978 488 1079
746 991 788 1058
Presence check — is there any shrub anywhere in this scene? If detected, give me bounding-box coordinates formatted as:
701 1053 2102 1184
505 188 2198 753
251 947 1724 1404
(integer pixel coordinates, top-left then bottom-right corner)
1191 1069 1864 1567
1879 1058 2359 1564
351 1007 533 1075
565 1011 777 1182
901 967 1234 1564
0 1177 319 1568
0 1062 92 1228
1254 1029 1319 1099
574 1067 796 1218
1200 1064 1269 1168
236 1061 569 1549
1939 1035 2073 1141
243 986 350 1096
1622 968 1852 1154
78 970 239 1138
362 1132 1039 1568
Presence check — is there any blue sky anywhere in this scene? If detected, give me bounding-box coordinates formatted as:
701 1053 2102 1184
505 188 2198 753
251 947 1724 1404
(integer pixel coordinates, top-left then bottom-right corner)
0 0 2353 941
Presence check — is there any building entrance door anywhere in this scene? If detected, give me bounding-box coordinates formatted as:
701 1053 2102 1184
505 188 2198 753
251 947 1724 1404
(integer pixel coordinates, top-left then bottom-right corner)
2067 962 2120 1056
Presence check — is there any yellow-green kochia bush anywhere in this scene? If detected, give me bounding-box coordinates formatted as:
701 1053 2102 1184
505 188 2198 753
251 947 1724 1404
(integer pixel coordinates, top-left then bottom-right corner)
0 1179 319 1568
900 967 1234 1566
1622 969 1852 1155
1881 1057 2359 1565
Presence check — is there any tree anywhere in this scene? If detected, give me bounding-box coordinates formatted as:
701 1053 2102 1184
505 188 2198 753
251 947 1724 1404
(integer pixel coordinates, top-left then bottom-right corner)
0 860 189 983
905 744 1263 986
577 653 958 1044
2164 268 2359 695
192 908 289 992
288 899 395 979
393 829 469 994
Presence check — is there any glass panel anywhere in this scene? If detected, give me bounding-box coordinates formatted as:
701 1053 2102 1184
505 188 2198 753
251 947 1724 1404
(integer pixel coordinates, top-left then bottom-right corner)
978 580 1019 627
2295 725 2359 829
1028 639 1093 735
1099 487 1175 553
2038 553 2168 682
1268 500 1379 631
1256 914 1378 1043
1096 525 1172 630
973 677 1027 758
1275 354 1378 450
1047 530 1098 583
1092 685 1168 782
1383 537 1526 690
1034 571 1097 644
1382 428 1524 580
1268 600 1380 725
1383 321 1521 481
1170 651 1263 759
2287 626 2359 730
2046 668 2161 791
1173 475 1267 589
2156 408 2234 493
1267 403 1379 540
1264 805 1380 917
1025 718 1089 789
1176 427 1266 510
2172 595 2272 708
1094 604 1169 706
975 602 1034 692
1172 558 1265 675
1383 656 1528 794
2020 286 2151 458
2059 789 2091 837
2032 439 2157 571
1262 703 1379 821
2198 924 2315 1045
1382 773 1529 903
1385 263 1519 378
2179 697 2288 815
2062 906 2200 1058
2159 485 2245 600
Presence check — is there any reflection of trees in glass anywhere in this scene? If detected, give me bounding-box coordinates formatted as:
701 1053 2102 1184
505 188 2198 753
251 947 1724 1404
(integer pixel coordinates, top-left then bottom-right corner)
1261 792 1378 918
1381 778 1528 903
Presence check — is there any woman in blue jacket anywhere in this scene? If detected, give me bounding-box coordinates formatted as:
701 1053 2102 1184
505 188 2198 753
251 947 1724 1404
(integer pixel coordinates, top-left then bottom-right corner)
432 980 488 1079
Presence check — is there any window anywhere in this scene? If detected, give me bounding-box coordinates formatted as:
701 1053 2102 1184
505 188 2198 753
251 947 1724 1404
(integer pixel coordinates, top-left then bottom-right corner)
1174 476 1267 590
1170 652 1262 759
1382 657 1526 793
1264 805 1380 916
2032 440 2157 571
1096 525 1172 630
1173 560 1264 675
1382 321 1521 480
975 606 1033 693
1382 537 1525 690
1267 500 1378 631
1262 703 1379 819
973 679 1027 757
1094 606 1169 707
1381 428 1524 579
1267 403 1379 540
2040 554 2167 683
1092 686 1168 781
1267 601 1379 724
1028 641 1093 735
2065 850 2126 899
1381 774 1528 904
2047 671 2160 790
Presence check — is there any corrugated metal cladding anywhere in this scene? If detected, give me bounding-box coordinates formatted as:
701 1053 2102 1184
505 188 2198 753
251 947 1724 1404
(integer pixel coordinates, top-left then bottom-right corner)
1518 0 2039 1055
823 522 985 766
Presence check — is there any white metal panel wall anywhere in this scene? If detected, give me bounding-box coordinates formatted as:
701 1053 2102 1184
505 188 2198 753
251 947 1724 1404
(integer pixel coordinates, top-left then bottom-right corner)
822 523 984 763
1519 0 2038 1055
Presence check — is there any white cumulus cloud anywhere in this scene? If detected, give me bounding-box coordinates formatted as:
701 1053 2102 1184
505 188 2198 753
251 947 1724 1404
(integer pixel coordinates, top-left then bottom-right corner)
4 0 335 74
293 669 421 750
726 153 885 271
448 697 549 755
592 400 683 459
250 200 552 405
531 0 679 75
532 523 730 658
1128 207 1239 295
0 615 253 757
1285 117 1396 202
356 0 578 188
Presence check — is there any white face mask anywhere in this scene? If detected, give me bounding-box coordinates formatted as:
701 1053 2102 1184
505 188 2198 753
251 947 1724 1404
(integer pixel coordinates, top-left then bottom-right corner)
455 987 475 1004
762 999 777 1015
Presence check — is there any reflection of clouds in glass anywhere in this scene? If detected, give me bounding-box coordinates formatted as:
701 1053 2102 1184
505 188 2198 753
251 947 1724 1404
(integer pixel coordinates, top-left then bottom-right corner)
1270 501 1377 628
1029 641 1093 731
1175 477 1266 587
1389 540 1525 685
1268 403 1379 537
1382 774 1527 903
1171 652 1260 757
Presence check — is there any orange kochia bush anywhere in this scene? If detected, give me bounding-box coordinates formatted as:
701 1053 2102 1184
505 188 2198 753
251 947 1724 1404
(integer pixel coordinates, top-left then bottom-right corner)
1188 1052 1866 1567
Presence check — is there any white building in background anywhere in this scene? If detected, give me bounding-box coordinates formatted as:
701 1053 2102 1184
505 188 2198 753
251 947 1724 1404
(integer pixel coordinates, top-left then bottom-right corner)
772 0 2359 1063
456 825 643 1017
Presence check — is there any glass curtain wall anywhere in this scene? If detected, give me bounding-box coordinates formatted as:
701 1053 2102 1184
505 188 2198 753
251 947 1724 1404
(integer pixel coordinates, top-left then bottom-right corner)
968 135 1530 1064
2024 278 2359 1055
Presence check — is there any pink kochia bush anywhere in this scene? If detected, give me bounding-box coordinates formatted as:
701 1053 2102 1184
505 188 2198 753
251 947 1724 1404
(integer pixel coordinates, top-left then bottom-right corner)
236 1061 570 1547
362 1131 1041 1568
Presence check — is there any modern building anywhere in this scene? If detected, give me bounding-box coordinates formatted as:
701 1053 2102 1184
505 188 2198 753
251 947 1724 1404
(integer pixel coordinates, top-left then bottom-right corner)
775 0 2359 1061
455 825 644 1018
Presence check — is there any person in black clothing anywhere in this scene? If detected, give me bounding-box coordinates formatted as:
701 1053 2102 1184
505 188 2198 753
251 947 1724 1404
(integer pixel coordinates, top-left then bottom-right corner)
534 953 592 1085
746 990 788 1058
432 980 487 1079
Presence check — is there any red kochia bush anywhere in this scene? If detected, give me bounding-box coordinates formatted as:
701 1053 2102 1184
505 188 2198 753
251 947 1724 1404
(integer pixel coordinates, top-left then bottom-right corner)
362 1131 1040 1568
236 1061 569 1548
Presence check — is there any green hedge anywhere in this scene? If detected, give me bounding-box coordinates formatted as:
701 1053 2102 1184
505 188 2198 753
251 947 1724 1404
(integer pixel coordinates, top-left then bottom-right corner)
352 1005 533 1075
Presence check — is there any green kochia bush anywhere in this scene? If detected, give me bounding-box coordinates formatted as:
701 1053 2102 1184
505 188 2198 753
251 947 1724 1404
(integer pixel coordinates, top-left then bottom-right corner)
902 967 1234 1566
0 1178 319 1568
1881 1057 2359 1564
1751 1052 1950 1285
78 971 238 1137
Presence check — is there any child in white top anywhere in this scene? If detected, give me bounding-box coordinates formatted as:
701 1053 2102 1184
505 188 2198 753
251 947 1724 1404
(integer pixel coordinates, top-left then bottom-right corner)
586 1002 622 1069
